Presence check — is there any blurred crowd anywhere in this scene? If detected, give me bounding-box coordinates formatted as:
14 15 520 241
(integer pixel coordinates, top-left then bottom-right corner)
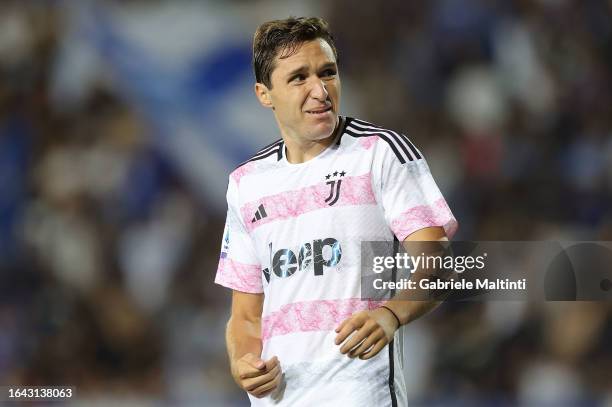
0 0 611 405
328 0 612 404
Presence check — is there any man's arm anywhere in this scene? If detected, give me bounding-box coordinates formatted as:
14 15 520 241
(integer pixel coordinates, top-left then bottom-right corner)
226 290 282 398
380 226 447 325
335 226 447 359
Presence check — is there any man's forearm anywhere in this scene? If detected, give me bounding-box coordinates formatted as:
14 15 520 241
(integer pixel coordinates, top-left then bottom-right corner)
383 265 446 325
226 316 263 379
382 227 448 326
382 298 441 326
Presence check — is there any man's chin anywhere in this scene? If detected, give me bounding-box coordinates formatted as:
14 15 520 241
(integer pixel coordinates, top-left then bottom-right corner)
307 116 338 140
307 127 336 142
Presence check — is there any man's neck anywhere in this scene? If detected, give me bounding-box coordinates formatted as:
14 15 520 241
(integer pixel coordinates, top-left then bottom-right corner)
283 117 343 164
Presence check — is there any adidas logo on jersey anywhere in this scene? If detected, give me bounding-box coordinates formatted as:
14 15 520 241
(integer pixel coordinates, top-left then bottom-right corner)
251 204 268 223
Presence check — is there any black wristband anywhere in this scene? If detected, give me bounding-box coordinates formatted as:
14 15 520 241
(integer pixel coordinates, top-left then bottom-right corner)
380 305 401 328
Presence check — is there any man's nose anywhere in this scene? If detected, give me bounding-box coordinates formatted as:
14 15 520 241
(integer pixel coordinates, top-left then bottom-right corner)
309 78 328 101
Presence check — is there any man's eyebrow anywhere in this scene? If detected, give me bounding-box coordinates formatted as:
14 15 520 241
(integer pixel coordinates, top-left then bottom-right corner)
319 62 337 71
285 62 337 78
286 65 308 78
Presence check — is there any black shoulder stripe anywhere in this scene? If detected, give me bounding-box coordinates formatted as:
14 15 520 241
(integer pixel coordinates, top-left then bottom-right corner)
252 139 283 159
391 130 421 160
336 116 354 146
247 146 281 163
350 120 417 161
402 135 422 160
350 117 422 160
350 120 413 161
336 116 351 146
350 119 422 161
351 118 382 129
345 126 406 164
235 140 283 169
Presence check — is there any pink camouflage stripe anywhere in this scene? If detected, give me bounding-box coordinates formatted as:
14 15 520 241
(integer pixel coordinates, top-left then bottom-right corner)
262 298 384 341
390 197 458 241
215 258 262 294
230 161 256 186
241 173 376 232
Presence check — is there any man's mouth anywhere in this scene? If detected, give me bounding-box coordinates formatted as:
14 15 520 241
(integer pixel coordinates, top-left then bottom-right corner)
305 106 332 115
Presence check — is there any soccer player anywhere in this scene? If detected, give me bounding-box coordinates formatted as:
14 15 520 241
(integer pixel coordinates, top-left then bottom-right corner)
215 17 458 406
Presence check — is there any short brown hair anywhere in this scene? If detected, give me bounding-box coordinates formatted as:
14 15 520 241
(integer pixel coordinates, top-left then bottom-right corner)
253 17 338 88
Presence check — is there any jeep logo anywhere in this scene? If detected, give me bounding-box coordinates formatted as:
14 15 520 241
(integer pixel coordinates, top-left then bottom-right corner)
263 238 342 282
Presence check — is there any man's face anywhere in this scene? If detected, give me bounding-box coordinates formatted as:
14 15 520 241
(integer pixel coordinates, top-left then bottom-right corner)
258 39 341 142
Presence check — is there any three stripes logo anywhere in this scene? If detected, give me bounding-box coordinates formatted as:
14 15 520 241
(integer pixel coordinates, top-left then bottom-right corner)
251 204 268 223
324 170 346 206
344 118 422 164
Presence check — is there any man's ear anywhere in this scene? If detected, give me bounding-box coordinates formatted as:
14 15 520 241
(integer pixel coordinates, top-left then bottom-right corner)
254 82 273 109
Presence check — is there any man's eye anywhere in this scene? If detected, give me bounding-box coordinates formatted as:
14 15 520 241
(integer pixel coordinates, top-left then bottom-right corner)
322 69 337 77
291 75 306 82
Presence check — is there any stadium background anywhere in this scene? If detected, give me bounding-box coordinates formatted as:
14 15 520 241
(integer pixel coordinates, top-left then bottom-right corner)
0 0 611 405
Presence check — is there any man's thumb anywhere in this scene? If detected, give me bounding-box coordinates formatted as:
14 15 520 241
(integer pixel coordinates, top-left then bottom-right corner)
243 353 266 370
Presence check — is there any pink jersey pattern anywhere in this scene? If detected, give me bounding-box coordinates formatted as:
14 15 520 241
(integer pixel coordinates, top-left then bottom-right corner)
358 136 379 150
262 298 385 342
230 161 257 186
390 197 458 241
215 258 262 294
241 173 376 232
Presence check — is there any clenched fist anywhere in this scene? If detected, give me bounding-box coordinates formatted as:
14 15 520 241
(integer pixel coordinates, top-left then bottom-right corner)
232 353 283 398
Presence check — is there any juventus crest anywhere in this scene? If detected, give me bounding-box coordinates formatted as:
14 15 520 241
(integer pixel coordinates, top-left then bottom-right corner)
324 170 346 206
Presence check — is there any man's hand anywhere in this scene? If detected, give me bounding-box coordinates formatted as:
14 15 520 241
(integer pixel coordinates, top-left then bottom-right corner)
232 353 283 398
334 308 399 360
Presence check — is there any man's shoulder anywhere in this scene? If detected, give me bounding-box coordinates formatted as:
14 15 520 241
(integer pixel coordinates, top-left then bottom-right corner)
236 138 284 169
341 116 423 164
229 138 284 185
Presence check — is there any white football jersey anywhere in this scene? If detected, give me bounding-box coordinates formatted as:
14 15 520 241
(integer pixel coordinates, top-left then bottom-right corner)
216 116 458 406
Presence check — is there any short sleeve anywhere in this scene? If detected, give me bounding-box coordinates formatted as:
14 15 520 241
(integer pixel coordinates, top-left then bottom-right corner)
214 177 263 293
373 138 458 241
